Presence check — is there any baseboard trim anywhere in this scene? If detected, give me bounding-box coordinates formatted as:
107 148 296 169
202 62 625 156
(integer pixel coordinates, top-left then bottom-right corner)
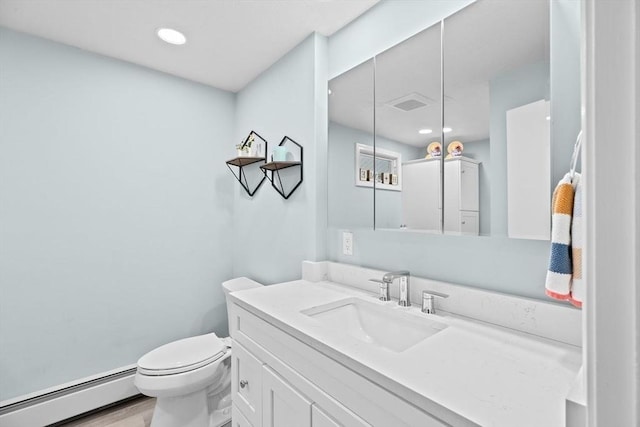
0 366 139 427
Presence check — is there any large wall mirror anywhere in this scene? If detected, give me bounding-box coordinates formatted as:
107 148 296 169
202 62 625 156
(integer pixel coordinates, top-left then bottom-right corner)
443 0 550 238
374 22 442 232
329 0 577 240
328 59 375 229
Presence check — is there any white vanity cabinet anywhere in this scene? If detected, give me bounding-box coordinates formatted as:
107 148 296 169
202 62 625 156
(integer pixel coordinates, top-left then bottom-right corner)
262 366 312 427
444 157 480 235
231 334 368 427
229 301 452 427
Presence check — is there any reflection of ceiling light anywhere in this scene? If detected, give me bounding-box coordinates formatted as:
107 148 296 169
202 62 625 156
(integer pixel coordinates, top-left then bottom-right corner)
157 28 186 45
546 116 550 120
419 128 432 134
328 89 332 95
443 127 452 133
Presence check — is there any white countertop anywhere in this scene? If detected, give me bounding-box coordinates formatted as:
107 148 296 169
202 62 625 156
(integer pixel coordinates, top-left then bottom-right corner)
230 280 582 427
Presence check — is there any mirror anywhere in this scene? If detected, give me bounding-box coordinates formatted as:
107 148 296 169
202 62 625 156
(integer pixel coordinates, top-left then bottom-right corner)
328 0 574 241
374 22 443 232
328 59 375 229
443 0 550 237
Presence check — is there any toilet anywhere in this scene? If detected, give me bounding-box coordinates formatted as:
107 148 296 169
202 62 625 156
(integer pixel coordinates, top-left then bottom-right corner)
134 277 263 427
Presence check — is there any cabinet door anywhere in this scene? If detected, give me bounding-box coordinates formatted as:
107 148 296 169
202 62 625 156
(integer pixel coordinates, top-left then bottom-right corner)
232 341 263 427
312 405 340 427
262 365 312 427
232 404 254 427
401 160 441 230
459 161 479 211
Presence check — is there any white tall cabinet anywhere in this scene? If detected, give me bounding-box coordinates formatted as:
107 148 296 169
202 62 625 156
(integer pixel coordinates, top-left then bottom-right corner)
401 156 480 235
444 157 480 235
401 158 440 231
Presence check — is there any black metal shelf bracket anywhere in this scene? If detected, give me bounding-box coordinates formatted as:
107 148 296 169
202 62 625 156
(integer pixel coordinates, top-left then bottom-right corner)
260 136 303 200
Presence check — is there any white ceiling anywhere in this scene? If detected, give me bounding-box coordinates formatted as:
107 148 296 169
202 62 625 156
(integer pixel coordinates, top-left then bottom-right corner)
0 0 379 92
329 0 550 147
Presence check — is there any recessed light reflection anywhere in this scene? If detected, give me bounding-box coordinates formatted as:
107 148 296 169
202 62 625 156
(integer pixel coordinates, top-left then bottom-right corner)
419 129 433 134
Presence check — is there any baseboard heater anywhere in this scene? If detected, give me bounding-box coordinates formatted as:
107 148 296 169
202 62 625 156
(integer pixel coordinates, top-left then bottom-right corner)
0 365 139 427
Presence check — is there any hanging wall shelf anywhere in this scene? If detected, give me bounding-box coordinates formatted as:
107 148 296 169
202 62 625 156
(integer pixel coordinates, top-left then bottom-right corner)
226 131 268 197
261 136 303 199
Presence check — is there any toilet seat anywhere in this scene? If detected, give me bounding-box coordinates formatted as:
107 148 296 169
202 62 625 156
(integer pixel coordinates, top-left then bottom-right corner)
137 333 227 376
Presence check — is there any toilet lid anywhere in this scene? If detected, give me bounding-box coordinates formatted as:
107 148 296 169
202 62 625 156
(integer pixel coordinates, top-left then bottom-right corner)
137 333 227 376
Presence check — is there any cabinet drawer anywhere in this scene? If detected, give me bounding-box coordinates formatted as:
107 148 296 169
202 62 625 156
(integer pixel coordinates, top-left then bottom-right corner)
460 211 479 235
232 341 263 427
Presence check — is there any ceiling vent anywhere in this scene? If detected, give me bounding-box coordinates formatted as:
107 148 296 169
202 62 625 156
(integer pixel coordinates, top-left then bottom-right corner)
386 93 435 112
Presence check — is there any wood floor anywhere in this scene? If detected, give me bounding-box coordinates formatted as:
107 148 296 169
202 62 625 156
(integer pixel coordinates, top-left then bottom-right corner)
59 396 155 427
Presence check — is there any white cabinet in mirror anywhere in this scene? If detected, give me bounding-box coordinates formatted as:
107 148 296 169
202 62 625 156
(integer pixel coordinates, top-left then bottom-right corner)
400 156 480 235
506 99 551 240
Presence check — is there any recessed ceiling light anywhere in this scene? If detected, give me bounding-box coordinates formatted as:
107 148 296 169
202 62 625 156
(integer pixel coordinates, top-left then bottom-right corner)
443 127 452 133
546 116 551 121
328 89 332 95
157 28 186 45
419 129 433 134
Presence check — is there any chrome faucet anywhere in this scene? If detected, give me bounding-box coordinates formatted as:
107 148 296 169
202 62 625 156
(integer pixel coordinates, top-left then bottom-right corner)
421 290 449 314
383 271 411 307
368 279 391 301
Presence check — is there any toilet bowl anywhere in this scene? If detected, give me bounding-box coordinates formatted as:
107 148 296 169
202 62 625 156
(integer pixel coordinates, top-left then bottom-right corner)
134 277 263 427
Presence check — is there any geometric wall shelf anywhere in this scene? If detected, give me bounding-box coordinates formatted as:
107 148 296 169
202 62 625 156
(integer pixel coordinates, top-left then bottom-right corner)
260 136 303 200
226 131 268 197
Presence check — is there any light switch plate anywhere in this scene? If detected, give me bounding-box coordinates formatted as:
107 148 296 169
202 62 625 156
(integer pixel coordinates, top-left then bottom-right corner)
342 231 353 256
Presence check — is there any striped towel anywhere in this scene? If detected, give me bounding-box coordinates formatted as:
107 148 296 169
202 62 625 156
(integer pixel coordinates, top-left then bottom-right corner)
545 173 575 300
569 173 583 308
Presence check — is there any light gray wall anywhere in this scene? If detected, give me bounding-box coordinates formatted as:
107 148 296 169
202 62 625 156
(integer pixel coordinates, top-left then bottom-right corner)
550 0 581 183
0 28 236 400
232 33 328 284
328 227 552 299
328 122 374 229
327 122 422 230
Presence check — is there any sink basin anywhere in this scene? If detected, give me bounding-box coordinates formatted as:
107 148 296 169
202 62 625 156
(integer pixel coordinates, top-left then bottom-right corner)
301 297 447 352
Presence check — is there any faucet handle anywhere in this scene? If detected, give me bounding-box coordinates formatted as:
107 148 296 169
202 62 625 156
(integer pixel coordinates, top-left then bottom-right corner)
421 290 449 314
369 279 391 301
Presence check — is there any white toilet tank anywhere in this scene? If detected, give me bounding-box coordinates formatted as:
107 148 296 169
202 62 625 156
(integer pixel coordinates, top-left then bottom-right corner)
222 277 263 329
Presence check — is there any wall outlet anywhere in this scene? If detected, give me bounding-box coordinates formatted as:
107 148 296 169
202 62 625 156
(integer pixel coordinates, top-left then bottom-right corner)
342 231 353 256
